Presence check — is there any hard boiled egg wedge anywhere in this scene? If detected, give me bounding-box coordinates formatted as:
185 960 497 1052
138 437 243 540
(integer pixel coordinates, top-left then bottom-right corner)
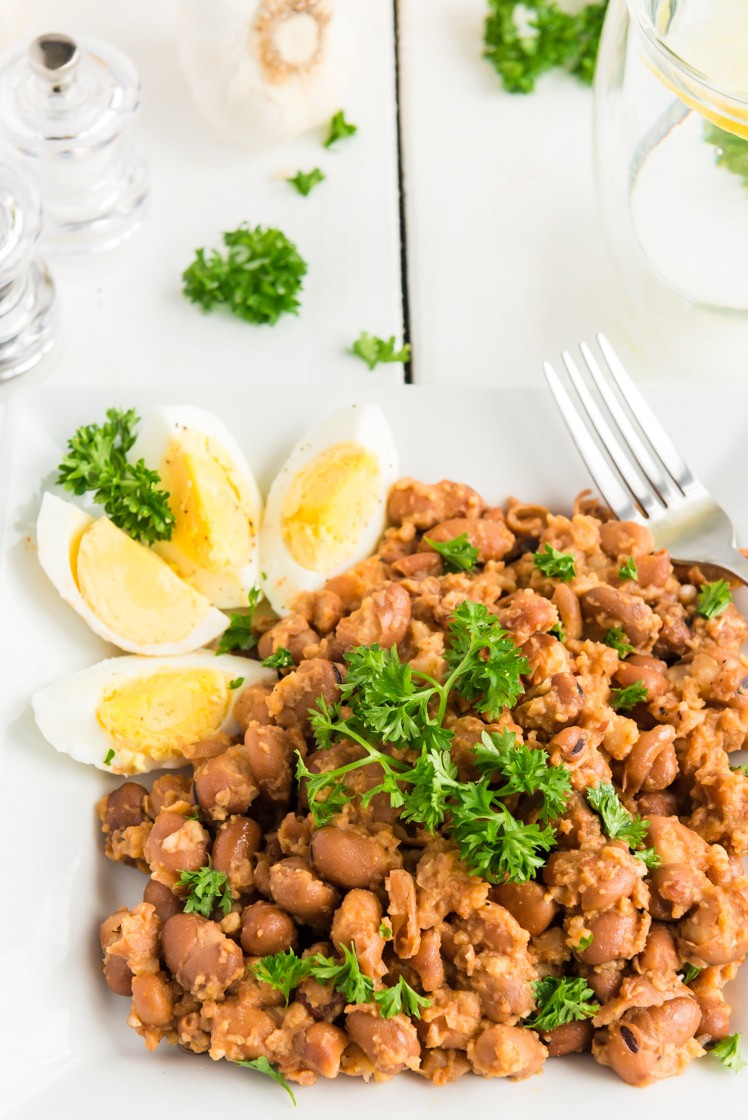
37 493 229 655
260 404 398 615
130 406 263 608
32 653 276 775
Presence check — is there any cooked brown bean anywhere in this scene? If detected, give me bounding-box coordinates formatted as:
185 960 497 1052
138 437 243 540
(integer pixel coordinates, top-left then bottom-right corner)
410 928 445 992
495 589 557 645
240 900 297 956
143 878 183 924
100 910 135 996
257 613 318 663
491 881 558 937
148 774 193 815
623 725 678 796
584 966 623 1003
232 683 273 732
599 520 655 559
648 863 708 921
103 782 148 832
386 869 420 958
310 827 391 890
580 586 655 646
468 1024 546 1080
601 998 701 1086
636 791 679 817
131 972 174 1027
212 815 262 895
161 913 244 1000
144 812 210 887
331 889 385 981
636 551 672 588
636 923 680 972
294 588 345 634
421 517 514 562
268 857 339 928
299 1022 349 1078
678 882 748 965
244 723 303 804
345 1008 421 1074
266 659 342 732
552 584 583 641
335 582 411 651
544 1019 593 1057
193 745 258 822
614 654 668 699
694 988 731 1041
387 478 484 529
576 905 647 965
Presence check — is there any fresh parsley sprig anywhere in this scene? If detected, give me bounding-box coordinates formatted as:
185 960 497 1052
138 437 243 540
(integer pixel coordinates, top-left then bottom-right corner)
449 783 556 882
234 1057 296 1105
710 1033 746 1073
618 557 638 581
634 847 662 871
373 976 432 1020
216 586 263 655
178 866 232 918
473 730 571 820
324 110 357 148
286 167 325 196
262 646 295 669
183 224 307 325
444 600 529 719
525 976 598 1031
610 680 648 710
533 544 576 581
351 332 411 371
424 532 479 573
604 628 633 658
696 579 732 620
57 409 175 545
586 781 649 848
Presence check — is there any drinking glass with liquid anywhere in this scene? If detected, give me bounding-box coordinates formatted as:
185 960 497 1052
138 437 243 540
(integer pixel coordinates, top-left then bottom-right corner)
595 0 748 315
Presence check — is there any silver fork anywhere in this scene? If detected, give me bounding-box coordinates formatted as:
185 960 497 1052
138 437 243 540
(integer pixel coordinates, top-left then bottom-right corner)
542 333 748 584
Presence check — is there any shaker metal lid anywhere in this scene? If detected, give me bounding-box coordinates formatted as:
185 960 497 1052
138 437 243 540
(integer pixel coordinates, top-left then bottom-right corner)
0 32 141 152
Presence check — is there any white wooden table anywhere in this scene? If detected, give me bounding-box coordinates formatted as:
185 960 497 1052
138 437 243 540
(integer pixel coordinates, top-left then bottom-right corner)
1 0 746 404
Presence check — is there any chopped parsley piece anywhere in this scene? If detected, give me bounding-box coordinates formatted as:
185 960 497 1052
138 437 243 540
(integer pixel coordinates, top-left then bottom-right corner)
618 556 638 581
103 748 115 766
525 976 598 1031
178 867 232 919
351 331 411 370
216 586 262 654
228 677 244 690
373 976 432 1020
680 964 702 985
484 0 609 94
586 781 650 847
574 933 594 952
307 943 375 1005
57 408 175 545
635 847 662 871
423 532 479 573
731 762 748 777
550 620 566 642
533 544 576 581
696 579 732 620
610 680 649 710
473 730 571 821
379 922 392 940
286 167 325 196
444 599 529 719
234 1057 296 1105
252 947 312 1005
604 627 633 658
448 783 556 883
262 647 295 669
323 109 357 148
183 224 307 325
710 1033 746 1073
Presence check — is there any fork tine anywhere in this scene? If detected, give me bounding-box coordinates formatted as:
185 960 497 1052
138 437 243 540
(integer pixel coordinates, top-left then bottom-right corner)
542 360 641 523
561 350 661 521
580 341 683 507
597 333 698 492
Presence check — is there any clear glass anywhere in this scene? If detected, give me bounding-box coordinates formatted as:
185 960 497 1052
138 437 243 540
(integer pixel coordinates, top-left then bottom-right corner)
595 0 748 314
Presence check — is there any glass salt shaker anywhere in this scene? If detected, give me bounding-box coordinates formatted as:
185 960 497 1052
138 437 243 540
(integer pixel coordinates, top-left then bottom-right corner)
0 32 149 251
0 161 55 381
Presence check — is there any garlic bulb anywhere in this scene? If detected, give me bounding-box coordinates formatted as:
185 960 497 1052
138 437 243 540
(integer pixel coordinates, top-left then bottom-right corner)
178 0 357 147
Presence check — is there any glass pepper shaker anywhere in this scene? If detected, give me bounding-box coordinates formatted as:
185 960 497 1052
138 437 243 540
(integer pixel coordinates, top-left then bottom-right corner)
0 32 149 251
0 160 55 382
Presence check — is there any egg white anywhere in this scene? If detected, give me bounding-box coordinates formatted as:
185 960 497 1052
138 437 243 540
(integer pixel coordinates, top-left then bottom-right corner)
32 653 276 774
130 405 263 608
260 404 398 616
37 492 229 656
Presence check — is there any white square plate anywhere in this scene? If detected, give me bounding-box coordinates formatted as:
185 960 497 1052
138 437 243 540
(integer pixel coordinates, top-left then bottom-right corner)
1 383 746 1119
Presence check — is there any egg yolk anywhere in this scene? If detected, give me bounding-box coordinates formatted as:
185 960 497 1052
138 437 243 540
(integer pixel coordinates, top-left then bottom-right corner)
158 429 255 577
75 518 210 644
280 442 381 572
97 669 229 767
